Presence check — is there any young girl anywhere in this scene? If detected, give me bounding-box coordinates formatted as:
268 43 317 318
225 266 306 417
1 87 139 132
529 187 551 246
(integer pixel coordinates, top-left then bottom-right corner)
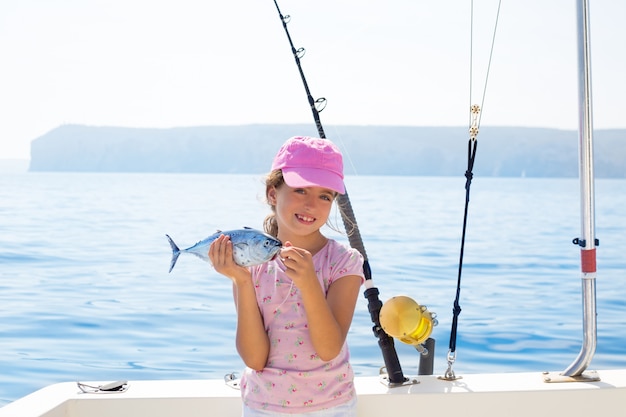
209 136 364 416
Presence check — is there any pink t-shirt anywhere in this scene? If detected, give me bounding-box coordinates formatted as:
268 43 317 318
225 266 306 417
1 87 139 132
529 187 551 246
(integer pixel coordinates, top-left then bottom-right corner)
241 239 365 413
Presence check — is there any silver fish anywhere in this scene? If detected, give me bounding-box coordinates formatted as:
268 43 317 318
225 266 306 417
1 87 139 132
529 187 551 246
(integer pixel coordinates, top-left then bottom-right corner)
166 227 282 272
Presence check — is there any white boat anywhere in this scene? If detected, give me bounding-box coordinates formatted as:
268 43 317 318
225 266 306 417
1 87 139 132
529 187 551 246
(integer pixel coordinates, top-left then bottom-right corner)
1 369 625 417
2 1 625 416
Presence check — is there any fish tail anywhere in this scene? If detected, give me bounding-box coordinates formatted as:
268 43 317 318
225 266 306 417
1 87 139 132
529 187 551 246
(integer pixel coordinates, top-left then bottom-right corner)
166 234 181 273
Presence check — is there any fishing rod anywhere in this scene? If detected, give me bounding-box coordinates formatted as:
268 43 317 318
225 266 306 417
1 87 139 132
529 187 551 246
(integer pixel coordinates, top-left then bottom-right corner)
271 0 407 385
271 0 326 139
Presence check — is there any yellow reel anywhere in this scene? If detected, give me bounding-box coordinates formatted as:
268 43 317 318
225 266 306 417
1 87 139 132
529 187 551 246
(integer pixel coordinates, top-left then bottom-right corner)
379 296 435 347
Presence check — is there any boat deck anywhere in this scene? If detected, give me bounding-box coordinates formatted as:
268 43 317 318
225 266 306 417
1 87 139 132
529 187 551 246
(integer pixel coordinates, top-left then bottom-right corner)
2 369 625 417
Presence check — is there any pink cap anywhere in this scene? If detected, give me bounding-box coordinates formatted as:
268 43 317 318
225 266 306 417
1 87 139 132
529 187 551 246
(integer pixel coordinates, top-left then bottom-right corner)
271 136 345 194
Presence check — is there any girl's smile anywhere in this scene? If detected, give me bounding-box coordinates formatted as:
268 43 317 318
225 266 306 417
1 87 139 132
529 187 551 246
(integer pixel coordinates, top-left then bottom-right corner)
295 213 316 224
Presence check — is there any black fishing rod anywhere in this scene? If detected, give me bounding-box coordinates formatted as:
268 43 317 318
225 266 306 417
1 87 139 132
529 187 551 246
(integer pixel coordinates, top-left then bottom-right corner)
272 0 326 139
271 0 406 385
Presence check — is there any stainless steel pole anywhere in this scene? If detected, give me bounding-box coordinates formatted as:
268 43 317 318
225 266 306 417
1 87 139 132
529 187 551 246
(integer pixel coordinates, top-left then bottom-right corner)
562 0 598 377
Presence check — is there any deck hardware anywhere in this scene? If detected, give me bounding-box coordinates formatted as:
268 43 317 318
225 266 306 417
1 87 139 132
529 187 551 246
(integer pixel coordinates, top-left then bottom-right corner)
572 238 599 247
76 380 128 394
542 370 600 383
469 105 480 141
224 372 241 390
439 350 463 381
378 367 419 387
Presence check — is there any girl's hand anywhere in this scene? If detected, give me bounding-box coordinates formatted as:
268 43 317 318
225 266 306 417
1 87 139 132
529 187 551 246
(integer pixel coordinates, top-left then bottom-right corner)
280 240 363 361
208 234 250 284
279 242 318 290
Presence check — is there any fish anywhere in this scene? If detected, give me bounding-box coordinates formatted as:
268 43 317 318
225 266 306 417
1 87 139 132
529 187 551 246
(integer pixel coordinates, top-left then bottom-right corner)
166 227 282 273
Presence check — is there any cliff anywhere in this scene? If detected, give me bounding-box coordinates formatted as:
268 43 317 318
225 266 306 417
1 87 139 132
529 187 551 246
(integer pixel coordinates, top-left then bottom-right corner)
29 124 626 177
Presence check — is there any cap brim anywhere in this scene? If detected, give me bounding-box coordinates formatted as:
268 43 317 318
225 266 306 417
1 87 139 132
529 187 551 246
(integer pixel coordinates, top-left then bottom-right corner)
282 168 345 194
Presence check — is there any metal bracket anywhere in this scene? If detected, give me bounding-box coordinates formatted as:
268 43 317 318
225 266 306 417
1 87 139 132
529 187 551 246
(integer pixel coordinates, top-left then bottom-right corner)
224 372 241 390
542 370 600 383
572 237 600 247
438 374 463 382
77 380 129 394
469 104 481 140
378 367 419 387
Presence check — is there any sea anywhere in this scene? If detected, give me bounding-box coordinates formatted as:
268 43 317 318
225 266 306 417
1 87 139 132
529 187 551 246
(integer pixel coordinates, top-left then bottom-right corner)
1 172 625 407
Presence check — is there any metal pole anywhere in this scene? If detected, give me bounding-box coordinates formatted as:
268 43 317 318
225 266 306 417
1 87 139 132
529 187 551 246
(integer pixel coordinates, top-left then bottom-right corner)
562 0 597 377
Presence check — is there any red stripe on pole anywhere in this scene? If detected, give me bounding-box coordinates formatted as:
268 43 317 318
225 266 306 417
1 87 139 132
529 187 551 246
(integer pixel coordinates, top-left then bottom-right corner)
581 249 597 273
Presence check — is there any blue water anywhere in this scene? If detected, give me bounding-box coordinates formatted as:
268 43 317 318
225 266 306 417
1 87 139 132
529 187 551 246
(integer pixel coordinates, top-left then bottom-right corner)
1 173 625 406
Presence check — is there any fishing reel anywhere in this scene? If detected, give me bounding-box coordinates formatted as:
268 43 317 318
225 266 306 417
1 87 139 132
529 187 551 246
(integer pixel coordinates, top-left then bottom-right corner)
379 296 437 355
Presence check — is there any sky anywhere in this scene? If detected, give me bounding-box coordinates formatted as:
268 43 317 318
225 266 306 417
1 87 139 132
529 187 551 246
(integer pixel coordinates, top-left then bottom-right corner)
1 0 625 160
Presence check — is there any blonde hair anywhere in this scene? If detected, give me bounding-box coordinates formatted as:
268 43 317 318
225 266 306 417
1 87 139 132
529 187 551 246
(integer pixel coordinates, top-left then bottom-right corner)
262 170 284 238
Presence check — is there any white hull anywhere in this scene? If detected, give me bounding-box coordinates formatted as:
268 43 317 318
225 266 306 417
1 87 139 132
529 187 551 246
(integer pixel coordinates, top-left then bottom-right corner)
2 369 625 417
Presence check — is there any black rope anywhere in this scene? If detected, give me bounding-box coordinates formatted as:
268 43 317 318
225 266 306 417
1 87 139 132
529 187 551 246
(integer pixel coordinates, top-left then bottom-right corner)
448 138 478 355
271 0 406 384
447 0 499 367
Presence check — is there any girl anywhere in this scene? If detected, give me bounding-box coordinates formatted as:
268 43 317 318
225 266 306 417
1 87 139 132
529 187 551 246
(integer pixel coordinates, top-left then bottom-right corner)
209 136 364 416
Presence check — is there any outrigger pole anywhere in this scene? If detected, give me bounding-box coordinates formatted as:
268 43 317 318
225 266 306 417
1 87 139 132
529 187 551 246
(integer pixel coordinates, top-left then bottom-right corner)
271 0 407 384
562 0 598 379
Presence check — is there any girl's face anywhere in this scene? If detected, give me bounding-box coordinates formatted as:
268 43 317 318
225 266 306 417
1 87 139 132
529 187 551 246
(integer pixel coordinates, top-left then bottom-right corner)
268 184 335 239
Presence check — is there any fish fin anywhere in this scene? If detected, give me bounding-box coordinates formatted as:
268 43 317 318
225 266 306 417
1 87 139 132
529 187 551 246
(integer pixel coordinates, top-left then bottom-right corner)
166 234 181 273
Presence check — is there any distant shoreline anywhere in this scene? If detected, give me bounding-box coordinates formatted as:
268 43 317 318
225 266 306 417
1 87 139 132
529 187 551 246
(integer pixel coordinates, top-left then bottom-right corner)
5 124 625 177
24 124 626 178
